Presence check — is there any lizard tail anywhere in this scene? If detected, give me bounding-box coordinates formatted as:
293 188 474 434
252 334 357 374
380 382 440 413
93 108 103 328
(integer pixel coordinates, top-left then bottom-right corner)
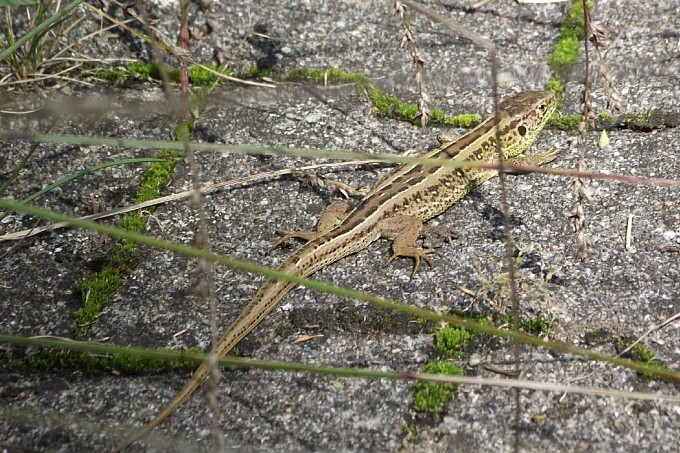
113 247 331 451
113 363 210 452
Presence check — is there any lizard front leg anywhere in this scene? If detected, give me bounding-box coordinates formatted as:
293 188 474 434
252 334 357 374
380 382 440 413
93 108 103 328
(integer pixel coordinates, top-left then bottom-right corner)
378 215 434 276
272 201 351 248
504 149 560 173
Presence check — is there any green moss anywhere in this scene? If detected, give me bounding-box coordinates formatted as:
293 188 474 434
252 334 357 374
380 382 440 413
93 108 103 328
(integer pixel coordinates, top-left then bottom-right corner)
637 112 651 122
546 80 564 112
630 343 656 362
597 111 614 123
632 111 651 123
242 64 275 80
617 339 655 363
429 109 446 123
119 211 146 233
409 312 556 430
187 65 213 85
521 316 553 337
616 338 667 379
73 148 182 339
545 78 564 97
436 312 555 352
286 67 482 128
242 64 260 79
128 62 161 80
413 360 462 415
545 1 594 97
441 113 482 128
427 359 463 376
434 326 474 358
563 1 594 41
286 67 373 87
188 63 232 85
118 213 146 251
92 62 230 86
430 315 498 359
545 78 565 111
368 88 420 124
402 425 418 443
548 1 594 76
413 381 451 414
73 265 122 337
89 63 159 82
475 315 494 328
134 150 181 204
623 116 632 124
174 121 195 141
549 36 581 74
368 89 481 127
1 347 200 374
547 112 582 130
96 67 128 81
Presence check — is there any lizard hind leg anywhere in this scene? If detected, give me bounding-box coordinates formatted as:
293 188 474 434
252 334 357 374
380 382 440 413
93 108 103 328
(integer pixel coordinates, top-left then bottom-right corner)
272 201 351 249
379 215 434 276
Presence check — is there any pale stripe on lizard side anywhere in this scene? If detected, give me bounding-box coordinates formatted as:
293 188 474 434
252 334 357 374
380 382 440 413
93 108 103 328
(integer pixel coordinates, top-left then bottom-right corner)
117 90 557 450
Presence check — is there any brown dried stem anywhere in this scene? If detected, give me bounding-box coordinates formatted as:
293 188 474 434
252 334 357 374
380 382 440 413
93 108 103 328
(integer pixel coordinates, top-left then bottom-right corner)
394 1 431 126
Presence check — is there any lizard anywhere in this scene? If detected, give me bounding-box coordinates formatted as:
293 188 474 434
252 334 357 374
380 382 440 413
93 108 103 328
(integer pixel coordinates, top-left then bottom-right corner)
117 90 558 449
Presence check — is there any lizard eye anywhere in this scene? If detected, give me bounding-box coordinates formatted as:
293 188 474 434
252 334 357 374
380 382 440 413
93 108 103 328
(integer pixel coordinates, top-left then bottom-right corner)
518 125 527 136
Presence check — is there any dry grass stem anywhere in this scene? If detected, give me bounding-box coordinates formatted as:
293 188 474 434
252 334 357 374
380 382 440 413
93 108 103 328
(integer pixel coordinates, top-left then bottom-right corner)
409 373 680 402
616 311 680 359
394 1 431 126
589 20 623 114
0 160 384 242
190 61 276 88
84 2 188 59
568 0 596 259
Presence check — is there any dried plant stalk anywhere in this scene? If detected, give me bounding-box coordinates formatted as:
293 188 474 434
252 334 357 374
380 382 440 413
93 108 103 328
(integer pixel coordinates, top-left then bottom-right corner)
394 1 431 126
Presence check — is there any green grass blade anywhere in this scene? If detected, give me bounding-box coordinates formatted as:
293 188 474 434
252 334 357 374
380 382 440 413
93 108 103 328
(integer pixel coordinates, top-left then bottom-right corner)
0 143 39 198
0 0 84 64
0 198 679 382
17 157 166 205
0 0 41 5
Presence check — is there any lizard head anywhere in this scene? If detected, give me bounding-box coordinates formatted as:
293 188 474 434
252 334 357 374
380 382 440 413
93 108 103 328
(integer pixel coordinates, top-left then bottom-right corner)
498 90 557 158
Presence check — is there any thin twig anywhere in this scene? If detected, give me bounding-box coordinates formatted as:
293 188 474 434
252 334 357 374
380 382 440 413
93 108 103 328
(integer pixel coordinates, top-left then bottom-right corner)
616 311 680 359
0 160 384 242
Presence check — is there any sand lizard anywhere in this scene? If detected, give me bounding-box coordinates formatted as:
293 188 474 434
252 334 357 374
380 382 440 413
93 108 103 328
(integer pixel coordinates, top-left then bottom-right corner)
118 90 558 449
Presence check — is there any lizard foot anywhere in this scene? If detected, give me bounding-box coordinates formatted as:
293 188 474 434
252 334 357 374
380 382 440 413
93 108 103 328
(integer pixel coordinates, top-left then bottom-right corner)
386 247 434 276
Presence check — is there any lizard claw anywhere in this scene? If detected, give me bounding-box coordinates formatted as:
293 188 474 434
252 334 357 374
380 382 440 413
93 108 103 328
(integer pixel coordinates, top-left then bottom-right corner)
386 247 434 276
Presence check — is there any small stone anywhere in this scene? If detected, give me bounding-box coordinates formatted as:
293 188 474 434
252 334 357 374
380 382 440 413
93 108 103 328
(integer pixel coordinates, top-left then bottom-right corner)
661 230 676 241
304 112 322 123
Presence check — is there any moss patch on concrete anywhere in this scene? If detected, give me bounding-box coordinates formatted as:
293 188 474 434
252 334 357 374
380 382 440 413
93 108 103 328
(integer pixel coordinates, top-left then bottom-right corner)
412 360 462 416
286 67 482 128
548 1 593 81
405 311 557 442
73 149 182 339
93 62 232 86
545 1 594 124
1 346 200 375
616 338 669 380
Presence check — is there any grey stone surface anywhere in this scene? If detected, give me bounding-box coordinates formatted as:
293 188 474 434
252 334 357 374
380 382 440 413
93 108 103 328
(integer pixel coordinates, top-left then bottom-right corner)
1 1 678 452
